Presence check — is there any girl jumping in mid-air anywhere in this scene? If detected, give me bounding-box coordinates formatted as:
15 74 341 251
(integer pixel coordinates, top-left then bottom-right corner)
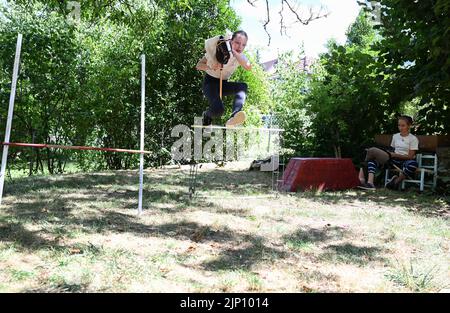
358 115 419 191
196 30 252 127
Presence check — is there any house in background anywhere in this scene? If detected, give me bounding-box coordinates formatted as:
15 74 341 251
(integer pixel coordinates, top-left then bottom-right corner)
260 56 316 78
261 58 279 76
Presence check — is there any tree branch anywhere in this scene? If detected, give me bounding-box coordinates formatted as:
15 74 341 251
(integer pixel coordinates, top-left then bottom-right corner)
279 0 287 36
262 0 271 45
283 0 329 26
246 0 329 45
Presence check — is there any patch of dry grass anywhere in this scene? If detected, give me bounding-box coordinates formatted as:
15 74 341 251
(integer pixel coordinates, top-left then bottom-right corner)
0 164 449 292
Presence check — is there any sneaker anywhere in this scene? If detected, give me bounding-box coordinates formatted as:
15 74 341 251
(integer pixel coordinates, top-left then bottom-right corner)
226 111 246 128
202 111 212 126
385 175 399 190
357 182 376 191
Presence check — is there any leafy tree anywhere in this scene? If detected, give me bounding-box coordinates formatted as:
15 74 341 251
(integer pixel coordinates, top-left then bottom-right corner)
75 19 145 170
306 11 392 159
271 11 394 160
0 2 81 174
346 9 377 46
272 49 313 157
364 0 450 134
1 0 269 173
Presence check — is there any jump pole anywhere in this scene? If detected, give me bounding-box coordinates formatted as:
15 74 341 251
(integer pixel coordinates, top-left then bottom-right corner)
137 54 146 215
0 34 22 206
0 142 151 154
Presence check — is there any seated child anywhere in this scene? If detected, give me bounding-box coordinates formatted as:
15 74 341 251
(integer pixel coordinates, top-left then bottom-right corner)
358 115 419 191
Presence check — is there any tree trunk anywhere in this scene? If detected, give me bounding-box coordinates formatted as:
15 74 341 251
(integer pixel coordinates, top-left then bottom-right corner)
334 128 342 158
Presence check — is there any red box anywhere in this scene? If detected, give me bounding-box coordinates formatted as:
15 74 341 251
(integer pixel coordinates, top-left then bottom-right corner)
280 158 360 192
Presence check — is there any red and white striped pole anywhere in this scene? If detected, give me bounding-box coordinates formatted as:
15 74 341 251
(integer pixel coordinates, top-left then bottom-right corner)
0 34 22 206
0 142 151 154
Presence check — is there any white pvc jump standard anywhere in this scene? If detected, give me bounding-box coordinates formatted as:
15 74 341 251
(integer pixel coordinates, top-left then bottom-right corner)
0 34 148 215
138 54 146 215
0 34 22 207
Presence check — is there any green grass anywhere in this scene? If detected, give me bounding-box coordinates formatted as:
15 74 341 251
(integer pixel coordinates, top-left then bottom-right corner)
386 260 442 292
285 239 316 252
9 269 35 281
0 163 449 292
7 162 83 179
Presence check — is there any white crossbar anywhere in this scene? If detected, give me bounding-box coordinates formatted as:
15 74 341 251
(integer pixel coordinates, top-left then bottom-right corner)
191 125 284 132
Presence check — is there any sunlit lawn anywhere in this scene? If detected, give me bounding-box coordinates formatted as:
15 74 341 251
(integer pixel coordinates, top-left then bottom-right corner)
0 163 449 292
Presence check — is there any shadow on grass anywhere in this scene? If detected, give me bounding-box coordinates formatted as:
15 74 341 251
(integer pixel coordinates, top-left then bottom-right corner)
24 282 89 293
201 235 287 271
1 207 290 273
1 206 251 251
6 166 273 195
3 167 270 209
184 166 449 218
3 168 222 214
0 222 60 251
319 243 386 266
1 208 388 280
5 188 195 218
281 226 387 267
187 168 273 196
0 170 225 253
201 225 356 272
0 167 425 276
0 168 273 254
289 188 449 218
5 171 138 194
282 225 348 244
